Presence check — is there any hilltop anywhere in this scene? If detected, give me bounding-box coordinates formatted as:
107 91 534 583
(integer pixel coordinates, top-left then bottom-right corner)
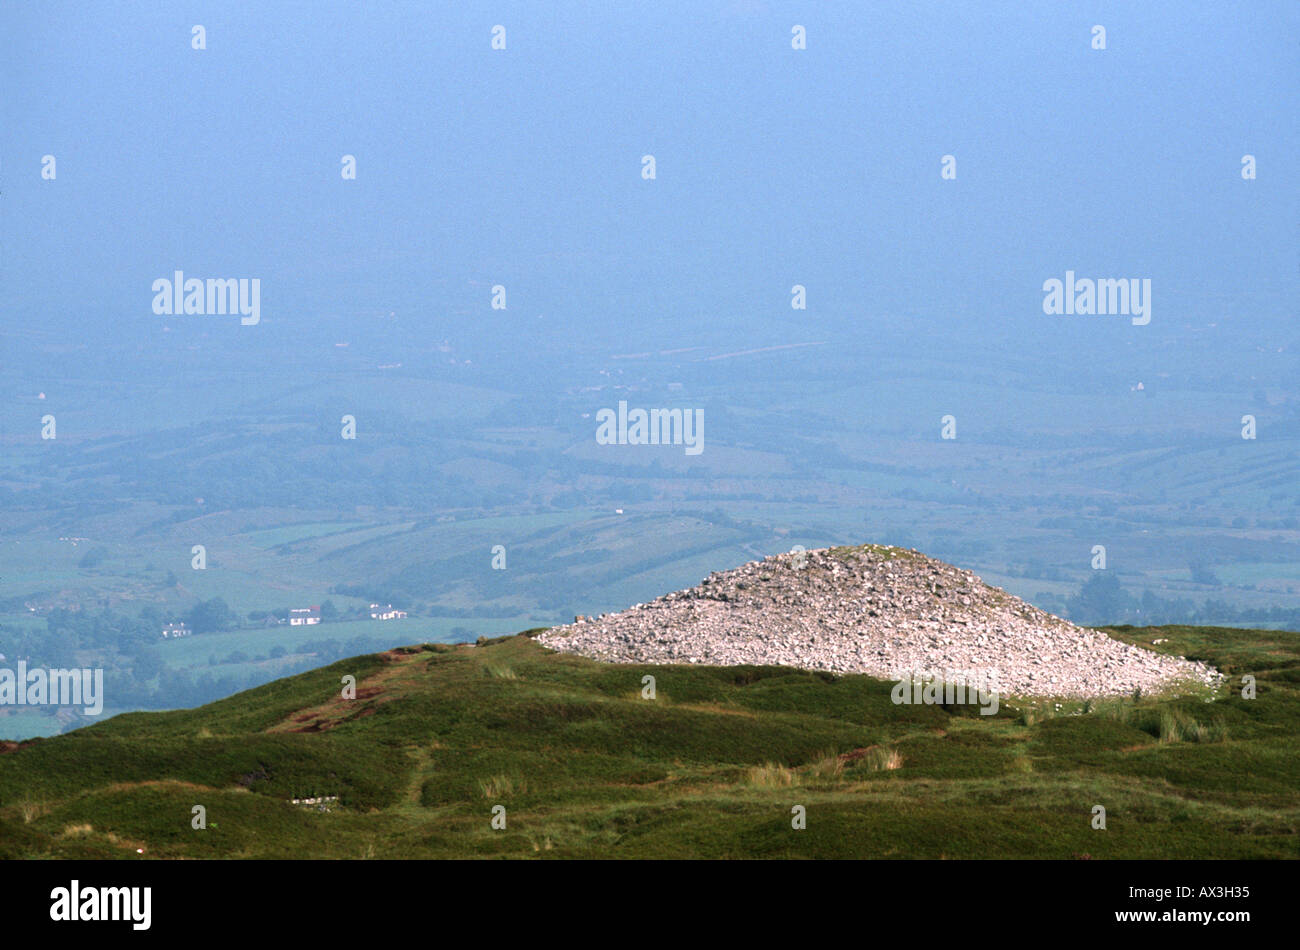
0 622 1297 859
539 545 1220 697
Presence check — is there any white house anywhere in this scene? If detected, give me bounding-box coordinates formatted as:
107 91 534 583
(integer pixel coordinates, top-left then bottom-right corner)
289 606 321 626
368 603 407 621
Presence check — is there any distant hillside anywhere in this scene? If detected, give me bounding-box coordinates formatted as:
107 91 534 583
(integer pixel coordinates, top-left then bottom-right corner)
1 624 1297 859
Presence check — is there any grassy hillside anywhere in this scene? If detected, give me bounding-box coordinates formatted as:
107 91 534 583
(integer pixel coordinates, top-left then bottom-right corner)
1 625 1297 859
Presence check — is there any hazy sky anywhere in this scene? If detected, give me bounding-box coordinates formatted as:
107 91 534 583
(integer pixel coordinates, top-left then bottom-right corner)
3 2 1296 372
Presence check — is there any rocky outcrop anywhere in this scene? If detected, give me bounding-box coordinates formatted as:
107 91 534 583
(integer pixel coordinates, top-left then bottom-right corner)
536 544 1221 698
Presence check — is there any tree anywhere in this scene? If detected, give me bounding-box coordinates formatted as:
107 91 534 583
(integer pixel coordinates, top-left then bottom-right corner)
77 546 109 569
130 645 162 681
1068 572 1131 625
185 597 236 634
1189 560 1222 585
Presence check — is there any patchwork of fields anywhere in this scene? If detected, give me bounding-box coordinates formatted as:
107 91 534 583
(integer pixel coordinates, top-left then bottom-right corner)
2 325 1297 738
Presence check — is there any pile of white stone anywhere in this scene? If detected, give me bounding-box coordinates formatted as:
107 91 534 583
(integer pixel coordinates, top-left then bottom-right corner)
537 545 1222 698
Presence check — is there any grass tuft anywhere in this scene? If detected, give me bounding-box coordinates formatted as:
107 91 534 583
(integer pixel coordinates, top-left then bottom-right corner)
804 751 845 781
478 773 526 798
747 763 799 787
19 800 49 824
863 747 904 771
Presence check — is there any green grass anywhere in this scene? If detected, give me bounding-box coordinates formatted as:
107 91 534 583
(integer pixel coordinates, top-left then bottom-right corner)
0 625 1297 859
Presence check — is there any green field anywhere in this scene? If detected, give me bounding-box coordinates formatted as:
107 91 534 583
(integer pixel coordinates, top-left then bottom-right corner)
1 624 1296 859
